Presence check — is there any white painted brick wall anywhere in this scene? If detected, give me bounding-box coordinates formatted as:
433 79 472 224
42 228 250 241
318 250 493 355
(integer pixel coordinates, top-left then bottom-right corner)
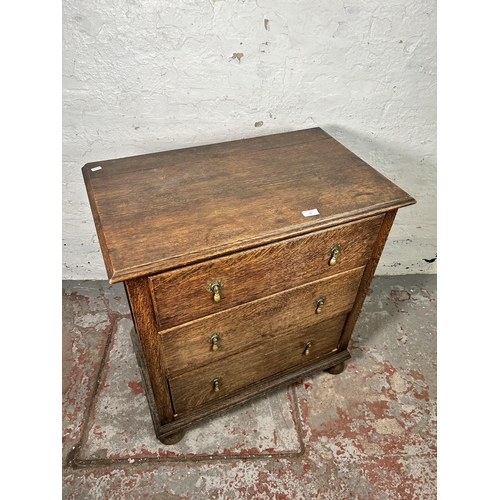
62 0 436 280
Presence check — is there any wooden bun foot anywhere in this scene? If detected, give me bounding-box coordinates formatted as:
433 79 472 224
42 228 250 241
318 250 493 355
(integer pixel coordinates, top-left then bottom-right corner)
159 429 185 445
325 361 346 375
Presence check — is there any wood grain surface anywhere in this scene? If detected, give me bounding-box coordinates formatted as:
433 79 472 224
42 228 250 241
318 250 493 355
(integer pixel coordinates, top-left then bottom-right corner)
158 349 352 438
82 128 416 282
338 209 399 352
124 277 174 425
168 313 348 415
160 266 364 377
150 216 382 330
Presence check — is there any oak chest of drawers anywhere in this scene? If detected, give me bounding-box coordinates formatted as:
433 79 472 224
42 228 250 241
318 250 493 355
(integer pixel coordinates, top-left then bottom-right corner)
82 127 416 444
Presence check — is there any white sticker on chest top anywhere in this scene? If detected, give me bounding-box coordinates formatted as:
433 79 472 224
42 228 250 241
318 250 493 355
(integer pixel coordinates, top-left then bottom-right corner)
301 208 320 217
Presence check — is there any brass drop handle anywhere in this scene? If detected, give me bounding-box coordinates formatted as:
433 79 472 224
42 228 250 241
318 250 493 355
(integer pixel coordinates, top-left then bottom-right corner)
328 243 342 266
314 297 326 314
207 280 224 303
208 333 221 351
304 341 313 356
211 378 221 392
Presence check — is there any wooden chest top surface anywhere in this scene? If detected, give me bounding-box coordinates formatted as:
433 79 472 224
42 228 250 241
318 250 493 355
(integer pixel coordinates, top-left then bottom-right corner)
82 127 415 283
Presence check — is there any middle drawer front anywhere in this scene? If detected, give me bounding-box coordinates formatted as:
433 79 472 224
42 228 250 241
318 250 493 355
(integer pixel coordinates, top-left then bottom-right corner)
150 215 383 330
159 266 364 378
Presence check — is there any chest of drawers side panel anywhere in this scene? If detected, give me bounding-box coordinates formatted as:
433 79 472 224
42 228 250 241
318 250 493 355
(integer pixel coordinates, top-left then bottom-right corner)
124 277 175 427
338 209 398 352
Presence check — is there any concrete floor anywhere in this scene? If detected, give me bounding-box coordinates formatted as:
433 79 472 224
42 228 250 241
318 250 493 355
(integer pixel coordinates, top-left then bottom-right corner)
62 274 436 499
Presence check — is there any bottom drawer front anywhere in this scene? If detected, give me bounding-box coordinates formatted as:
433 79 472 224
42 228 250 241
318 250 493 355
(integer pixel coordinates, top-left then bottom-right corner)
168 313 347 416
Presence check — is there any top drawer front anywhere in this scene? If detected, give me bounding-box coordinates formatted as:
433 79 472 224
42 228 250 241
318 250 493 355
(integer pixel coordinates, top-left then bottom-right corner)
150 215 383 331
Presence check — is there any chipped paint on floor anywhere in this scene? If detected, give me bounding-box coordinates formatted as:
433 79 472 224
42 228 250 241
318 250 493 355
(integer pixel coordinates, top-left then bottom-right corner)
62 275 436 499
80 318 303 462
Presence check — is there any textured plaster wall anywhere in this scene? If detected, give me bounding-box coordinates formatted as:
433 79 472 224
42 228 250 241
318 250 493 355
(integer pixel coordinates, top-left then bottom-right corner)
62 0 436 280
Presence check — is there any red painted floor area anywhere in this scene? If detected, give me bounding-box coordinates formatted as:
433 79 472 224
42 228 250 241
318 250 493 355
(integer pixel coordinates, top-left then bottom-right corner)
62 275 436 499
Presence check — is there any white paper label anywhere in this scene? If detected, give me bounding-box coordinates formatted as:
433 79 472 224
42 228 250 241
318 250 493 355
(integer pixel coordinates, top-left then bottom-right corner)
91 166 102 171
302 208 320 217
